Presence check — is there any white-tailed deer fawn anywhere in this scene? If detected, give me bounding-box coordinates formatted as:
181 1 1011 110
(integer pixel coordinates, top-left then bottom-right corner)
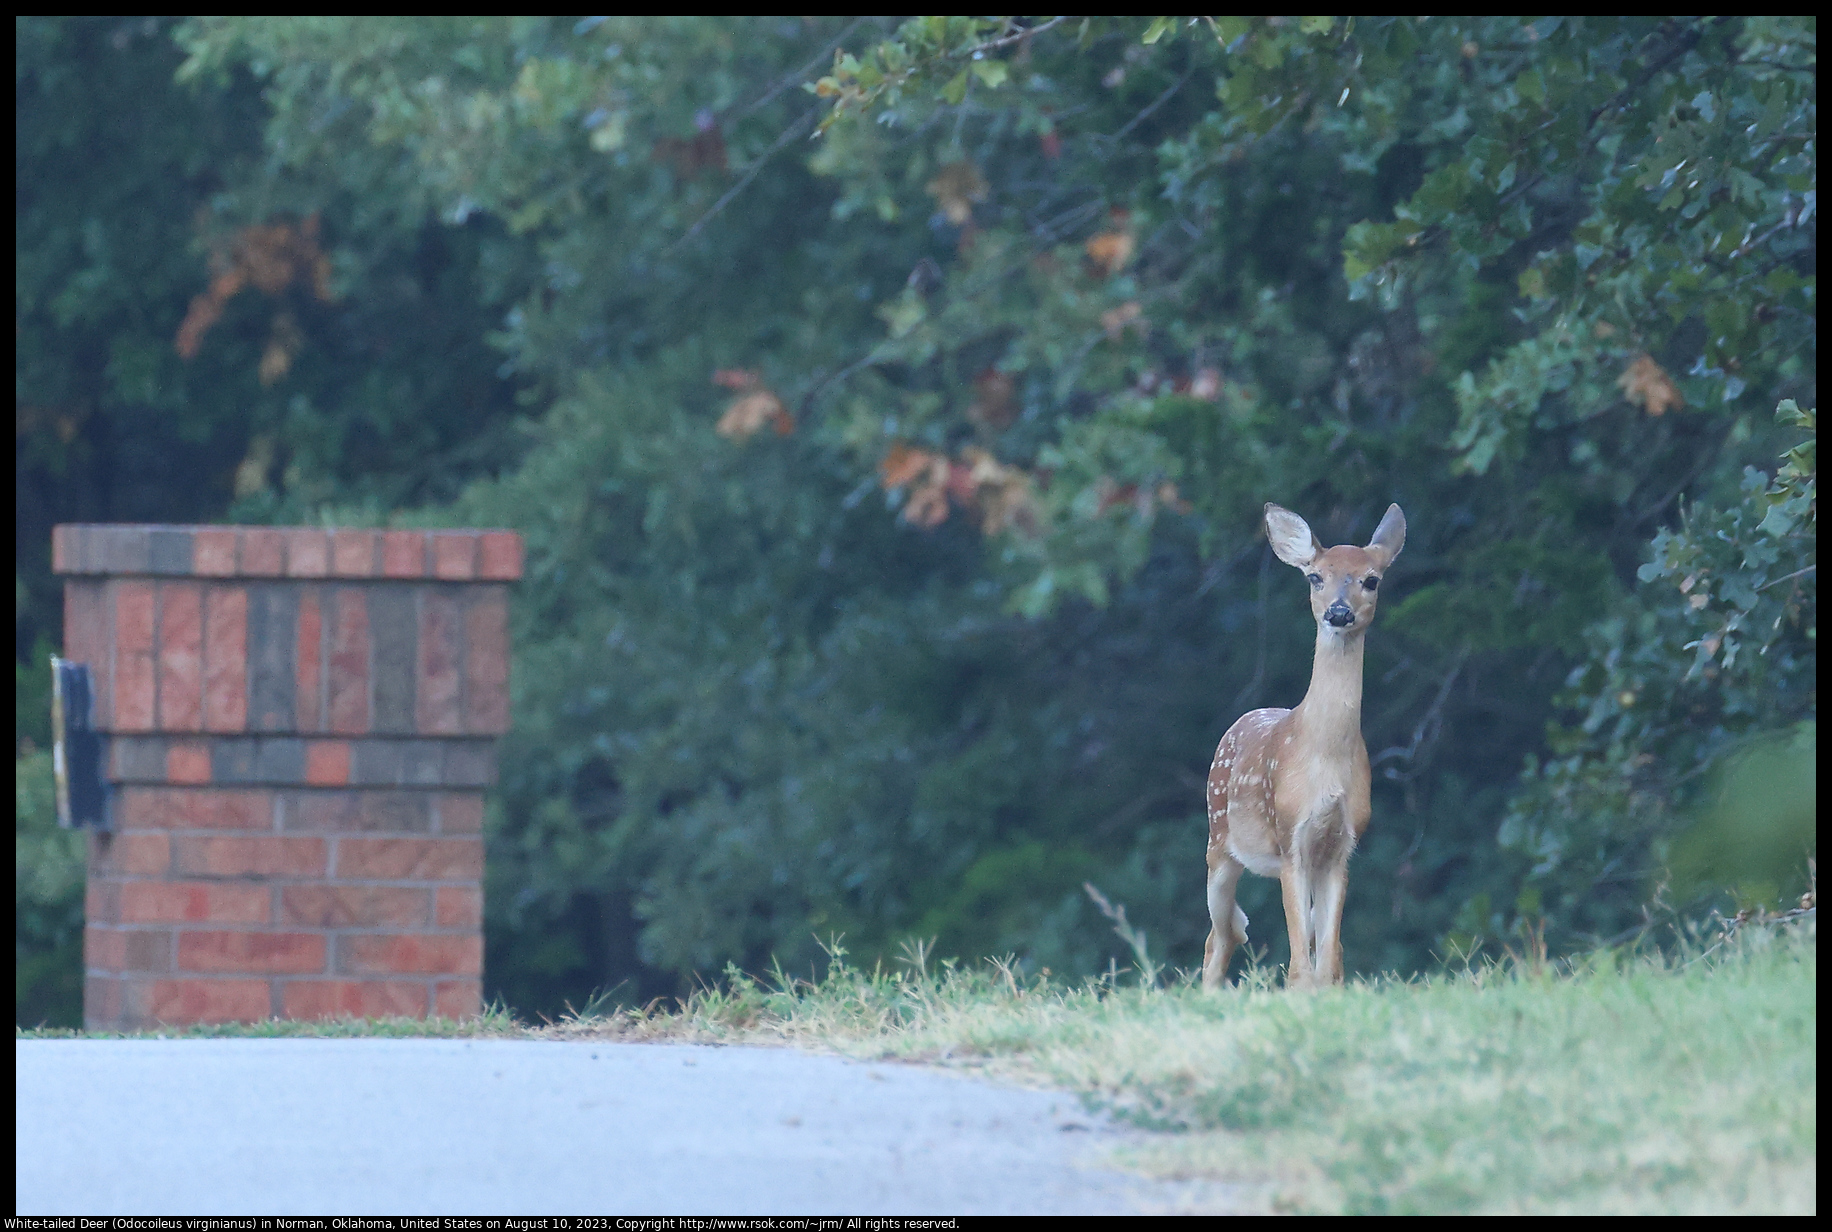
1202 502 1406 990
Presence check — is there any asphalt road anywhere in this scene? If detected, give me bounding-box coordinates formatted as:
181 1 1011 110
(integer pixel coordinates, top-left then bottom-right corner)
16 1039 1234 1215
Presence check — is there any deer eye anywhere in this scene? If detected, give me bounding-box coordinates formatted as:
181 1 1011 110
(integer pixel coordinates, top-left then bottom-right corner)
1363 575 1380 591
1307 573 1322 587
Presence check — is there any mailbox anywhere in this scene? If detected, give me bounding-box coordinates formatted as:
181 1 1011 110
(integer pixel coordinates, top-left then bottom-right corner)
51 657 112 830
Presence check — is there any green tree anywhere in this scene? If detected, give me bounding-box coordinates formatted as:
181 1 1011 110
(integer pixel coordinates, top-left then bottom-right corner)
18 17 1813 1021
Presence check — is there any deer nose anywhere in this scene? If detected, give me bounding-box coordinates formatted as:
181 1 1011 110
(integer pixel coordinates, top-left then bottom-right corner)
1324 601 1355 628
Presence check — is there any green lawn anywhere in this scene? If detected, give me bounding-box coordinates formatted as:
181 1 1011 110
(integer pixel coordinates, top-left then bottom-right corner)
20 923 1815 1214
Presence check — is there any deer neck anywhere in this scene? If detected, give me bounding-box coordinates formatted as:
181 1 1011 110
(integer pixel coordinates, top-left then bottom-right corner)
1291 626 1366 752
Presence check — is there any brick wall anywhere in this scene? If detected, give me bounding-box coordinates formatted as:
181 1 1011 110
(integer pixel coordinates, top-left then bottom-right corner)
54 524 521 1029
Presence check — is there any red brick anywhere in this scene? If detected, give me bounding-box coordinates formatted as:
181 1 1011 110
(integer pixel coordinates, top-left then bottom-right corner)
280 885 430 929
147 978 271 1024
305 740 352 786
63 581 112 723
86 879 122 922
332 529 379 577
242 528 285 576
202 586 248 732
435 886 483 929
335 837 483 881
328 589 370 734
52 524 77 574
172 835 326 878
89 927 173 973
178 930 326 975
193 528 238 577
286 528 330 577
478 532 524 581
121 787 273 831
434 979 483 1019
90 831 170 876
114 580 157 731
167 742 211 785
282 790 430 833
343 933 482 976
86 925 126 972
295 588 324 731
381 530 427 578
464 591 510 734
416 590 463 734
283 979 429 1020
84 975 125 1027
436 793 484 834
430 532 478 580
121 881 271 925
156 583 204 730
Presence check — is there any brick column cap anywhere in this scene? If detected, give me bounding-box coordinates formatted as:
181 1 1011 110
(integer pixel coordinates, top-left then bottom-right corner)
53 525 524 582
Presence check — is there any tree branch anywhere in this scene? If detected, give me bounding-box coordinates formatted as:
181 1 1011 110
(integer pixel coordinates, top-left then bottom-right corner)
961 16 1069 59
667 105 820 252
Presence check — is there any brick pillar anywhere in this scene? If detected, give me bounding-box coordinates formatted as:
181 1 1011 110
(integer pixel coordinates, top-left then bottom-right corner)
53 524 522 1029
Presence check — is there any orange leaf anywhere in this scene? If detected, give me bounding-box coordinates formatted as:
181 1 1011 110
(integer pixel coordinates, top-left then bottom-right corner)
1617 354 1684 416
716 390 786 440
879 443 936 490
1084 231 1134 276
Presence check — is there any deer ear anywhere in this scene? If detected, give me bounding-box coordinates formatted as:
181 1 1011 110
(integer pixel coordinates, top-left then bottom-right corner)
1367 503 1406 568
1265 504 1320 568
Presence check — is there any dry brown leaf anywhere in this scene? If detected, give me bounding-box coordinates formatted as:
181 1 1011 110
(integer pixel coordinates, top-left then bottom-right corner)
1617 353 1684 416
653 124 728 178
1189 368 1222 401
257 312 303 387
716 390 788 440
1094 476 1139 515
940 460 975 503
712 368 761 391
925 161 988 226
1101 301 1144 338
1084 230 1134 277
1157 482 1192 514
904 480 951 527
878 443 937 490
976 463 1038 536
968 369 1018 431
175 214 332 363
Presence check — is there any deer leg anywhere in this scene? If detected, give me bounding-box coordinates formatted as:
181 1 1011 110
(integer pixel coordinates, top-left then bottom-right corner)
1311 863 1351 985
1279 860 1316 988
1202 856 1247 990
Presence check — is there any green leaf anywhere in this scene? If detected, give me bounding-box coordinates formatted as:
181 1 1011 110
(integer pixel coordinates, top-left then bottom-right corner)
969 59 1008 89
941 68 969 106
1211 15 1251 45
1298 16 1334 35
1142 16 1174 45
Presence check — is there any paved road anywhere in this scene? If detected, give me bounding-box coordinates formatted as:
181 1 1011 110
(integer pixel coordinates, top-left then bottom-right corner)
16 1039 1232 1215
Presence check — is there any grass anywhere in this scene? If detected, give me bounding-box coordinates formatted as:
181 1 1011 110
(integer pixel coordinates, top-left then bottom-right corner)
18 921 1815 1214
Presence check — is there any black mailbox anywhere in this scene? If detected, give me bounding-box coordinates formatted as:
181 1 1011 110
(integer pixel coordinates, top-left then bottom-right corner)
51 657 111 831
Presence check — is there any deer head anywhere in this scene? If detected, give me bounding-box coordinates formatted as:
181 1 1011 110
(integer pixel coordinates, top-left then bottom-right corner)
1264 503 1406 636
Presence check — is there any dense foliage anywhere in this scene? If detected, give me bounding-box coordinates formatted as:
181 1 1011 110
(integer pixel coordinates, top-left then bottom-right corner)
17 16 1814 1024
